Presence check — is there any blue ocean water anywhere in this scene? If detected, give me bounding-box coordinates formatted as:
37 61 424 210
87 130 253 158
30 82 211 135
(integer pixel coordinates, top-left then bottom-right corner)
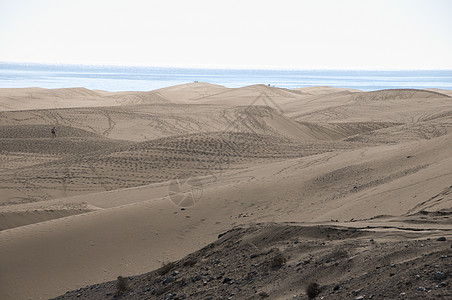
0 62 451 92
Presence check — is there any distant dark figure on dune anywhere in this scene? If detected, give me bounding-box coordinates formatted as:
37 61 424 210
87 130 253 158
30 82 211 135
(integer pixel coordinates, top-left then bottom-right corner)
51 127 56 138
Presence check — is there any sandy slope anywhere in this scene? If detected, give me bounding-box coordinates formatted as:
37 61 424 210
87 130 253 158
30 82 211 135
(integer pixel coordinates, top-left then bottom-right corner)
0 84 451 299
426 88 452 97
154 82 230 102
0 83 227 111
0 87 114 111
292 86 361 95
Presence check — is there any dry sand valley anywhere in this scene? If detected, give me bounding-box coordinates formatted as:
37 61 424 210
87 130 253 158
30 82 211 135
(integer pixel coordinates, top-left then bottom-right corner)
0 83 451 299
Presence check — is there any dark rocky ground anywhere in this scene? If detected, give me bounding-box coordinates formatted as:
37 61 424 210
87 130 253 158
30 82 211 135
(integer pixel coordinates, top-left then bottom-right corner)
53 219 451 300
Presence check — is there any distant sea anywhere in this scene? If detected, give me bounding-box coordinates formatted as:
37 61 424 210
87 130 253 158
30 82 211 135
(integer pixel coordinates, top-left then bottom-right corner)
1 62 451 92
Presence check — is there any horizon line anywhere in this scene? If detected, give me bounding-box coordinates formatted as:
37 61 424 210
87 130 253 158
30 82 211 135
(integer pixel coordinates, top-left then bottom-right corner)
2 61 452 72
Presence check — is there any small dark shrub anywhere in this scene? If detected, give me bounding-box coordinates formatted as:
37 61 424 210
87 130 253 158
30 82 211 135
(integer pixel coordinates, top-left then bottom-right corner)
154 284 172 297
269 253 286 269
116 276 130 296
258 291 270 298
306 282 321 298
158 261 174 275
183 258 197 267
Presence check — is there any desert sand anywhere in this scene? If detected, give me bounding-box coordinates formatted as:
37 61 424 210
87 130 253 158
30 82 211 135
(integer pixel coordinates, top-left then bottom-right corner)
0 83 451 299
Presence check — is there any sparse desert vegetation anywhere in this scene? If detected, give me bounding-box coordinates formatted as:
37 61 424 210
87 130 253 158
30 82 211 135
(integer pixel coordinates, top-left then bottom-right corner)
306 282 321 299
115 276 131 297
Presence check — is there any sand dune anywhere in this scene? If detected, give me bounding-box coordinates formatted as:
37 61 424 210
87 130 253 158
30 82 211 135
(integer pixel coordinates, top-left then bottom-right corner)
0 87 113 111
1 133 451 299
0 85 177 111
426 88 452 97
189 84 302 107
292 86 361 95
289 89 451 124
154 82 230 102
0 84 451 299
1 104 375 207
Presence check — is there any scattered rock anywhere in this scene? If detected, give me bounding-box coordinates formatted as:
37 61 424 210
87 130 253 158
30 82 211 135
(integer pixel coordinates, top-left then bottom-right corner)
353 288 363 295
435 271 445 280
217 232 228 238
417 287 425 291
437 237 446 241
165 294 174 300
222 277 232 284
164 276 173 284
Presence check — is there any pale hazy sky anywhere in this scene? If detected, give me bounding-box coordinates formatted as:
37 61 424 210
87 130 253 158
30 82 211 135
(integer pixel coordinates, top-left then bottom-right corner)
1 0 451 69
